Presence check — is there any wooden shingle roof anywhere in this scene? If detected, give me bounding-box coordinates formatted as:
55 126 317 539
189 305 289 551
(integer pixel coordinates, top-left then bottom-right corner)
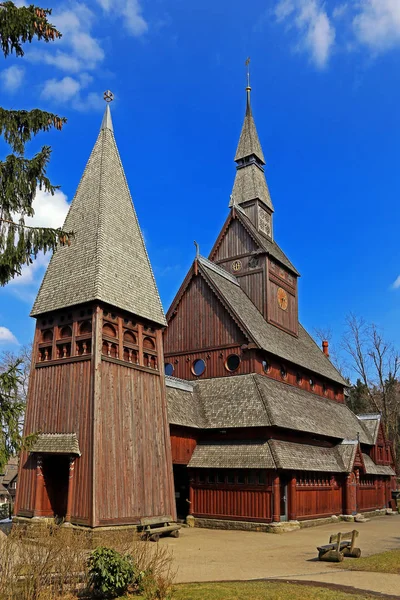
31 106 166 326
31 433 81 456
167 373 372 444
199 258 346 386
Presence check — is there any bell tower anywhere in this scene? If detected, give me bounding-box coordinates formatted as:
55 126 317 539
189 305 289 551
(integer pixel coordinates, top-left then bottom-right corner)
15 94 176 527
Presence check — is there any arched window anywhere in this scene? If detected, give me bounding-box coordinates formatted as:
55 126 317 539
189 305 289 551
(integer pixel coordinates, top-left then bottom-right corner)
42 329 53 342
103 323 117 337
296 373 303 385
280 365 287 380
309 378 315 390
79 320 92 335
59 325 72 339
123 330 137 344
143 336 155 350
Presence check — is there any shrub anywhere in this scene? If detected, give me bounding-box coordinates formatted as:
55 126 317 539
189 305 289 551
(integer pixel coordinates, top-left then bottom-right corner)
88 546 135 598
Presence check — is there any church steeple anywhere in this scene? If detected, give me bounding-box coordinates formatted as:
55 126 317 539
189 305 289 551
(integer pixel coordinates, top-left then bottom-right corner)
32 94 166 326
230 65 274 220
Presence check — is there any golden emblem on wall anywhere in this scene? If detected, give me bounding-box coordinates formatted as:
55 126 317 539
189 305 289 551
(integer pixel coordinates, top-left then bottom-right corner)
232 260 242 272
277 287 288 311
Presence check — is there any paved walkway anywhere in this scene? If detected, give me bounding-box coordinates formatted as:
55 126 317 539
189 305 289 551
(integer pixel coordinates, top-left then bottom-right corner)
158 515 400 596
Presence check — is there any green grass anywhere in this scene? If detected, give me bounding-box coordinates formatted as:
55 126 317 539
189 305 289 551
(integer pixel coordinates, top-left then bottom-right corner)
339 549 400 574
132 581 378 600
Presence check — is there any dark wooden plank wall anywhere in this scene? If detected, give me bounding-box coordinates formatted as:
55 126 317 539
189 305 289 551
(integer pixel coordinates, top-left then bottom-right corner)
254 352 345 403
16 359 93 523
165 346 256 380
192 485 273 522
96 360 176 524
211 218 258 262
296 480 344 519
267 278 297 335
164 275 247 355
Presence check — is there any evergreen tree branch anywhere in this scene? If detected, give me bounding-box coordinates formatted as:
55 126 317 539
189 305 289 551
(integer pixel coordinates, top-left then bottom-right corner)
0 1 61 58
0 360 25 471
0 108 66 155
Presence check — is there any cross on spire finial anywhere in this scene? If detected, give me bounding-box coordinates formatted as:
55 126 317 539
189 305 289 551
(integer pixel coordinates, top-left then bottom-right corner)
104 90 114 103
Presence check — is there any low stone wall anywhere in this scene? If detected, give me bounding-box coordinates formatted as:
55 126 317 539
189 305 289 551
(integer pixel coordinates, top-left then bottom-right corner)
187 508 394 534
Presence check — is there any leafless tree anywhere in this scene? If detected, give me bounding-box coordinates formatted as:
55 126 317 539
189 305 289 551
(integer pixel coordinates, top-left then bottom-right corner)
342 314 400 464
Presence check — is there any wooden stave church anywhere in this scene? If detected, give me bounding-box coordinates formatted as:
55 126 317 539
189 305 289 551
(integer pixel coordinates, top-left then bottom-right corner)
164 86 396 525
13 85 396 529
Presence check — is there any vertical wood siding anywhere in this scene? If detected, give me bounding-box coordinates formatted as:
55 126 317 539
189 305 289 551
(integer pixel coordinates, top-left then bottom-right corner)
16 359 93 522
164 275 247 355
170 428 197 464
97 361 176 524
295 480 343 519
192 486 272 521
212 219 258 261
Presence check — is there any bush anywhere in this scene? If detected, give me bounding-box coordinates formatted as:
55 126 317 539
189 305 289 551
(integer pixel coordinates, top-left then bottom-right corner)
88 546 135 598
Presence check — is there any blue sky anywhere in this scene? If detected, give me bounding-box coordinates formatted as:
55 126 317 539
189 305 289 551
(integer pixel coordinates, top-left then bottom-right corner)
1 0 400 376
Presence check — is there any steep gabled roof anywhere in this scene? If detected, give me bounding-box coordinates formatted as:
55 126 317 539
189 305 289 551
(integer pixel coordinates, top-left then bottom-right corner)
234 94 265 164
357 415 381 444
31 105 166 326
198 257 346 385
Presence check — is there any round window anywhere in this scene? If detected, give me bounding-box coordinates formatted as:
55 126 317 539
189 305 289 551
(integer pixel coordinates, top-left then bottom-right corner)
280 365 287 379
225 354 241 372
164 363 174 376
309 378 315 389
262 360 271 373
192 359 206 377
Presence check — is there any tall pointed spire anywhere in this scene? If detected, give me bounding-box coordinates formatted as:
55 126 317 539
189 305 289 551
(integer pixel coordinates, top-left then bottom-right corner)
230 64 273 212
31 92 166 326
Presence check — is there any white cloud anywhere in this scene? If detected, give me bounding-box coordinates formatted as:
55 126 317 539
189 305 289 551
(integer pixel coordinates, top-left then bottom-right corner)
42 76 81 102
0 65 24 92
274 0 335 68
391 275 400 290
332 4 348 20
353 0 400 52
96 0 148 36
41 75 104 111
27 2 104 75
24 187 70 229
0 327 18 345
8 188 69 292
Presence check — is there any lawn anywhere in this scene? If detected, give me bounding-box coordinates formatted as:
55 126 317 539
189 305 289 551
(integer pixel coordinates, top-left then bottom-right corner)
133 581 379 600
339 549 400 575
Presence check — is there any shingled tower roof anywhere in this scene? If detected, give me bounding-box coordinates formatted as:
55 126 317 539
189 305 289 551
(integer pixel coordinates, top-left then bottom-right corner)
31 103 166 326
230 84 274 211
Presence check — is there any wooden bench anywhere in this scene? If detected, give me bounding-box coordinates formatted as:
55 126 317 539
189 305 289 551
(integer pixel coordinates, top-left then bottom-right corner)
317 530 361 562
138 515 181 542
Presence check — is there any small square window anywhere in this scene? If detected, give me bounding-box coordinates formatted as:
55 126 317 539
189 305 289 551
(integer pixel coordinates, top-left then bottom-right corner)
227 472 235 484
259 471 267 485
198 471 205 484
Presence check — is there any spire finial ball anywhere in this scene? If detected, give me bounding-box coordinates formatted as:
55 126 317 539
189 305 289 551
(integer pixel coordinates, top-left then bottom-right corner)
104 90 114 103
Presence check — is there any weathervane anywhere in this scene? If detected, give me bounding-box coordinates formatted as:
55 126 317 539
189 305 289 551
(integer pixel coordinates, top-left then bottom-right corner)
104 90 114 103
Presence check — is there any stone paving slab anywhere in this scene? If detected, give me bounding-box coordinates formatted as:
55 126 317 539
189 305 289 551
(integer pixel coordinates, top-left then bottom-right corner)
159 515 400 596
